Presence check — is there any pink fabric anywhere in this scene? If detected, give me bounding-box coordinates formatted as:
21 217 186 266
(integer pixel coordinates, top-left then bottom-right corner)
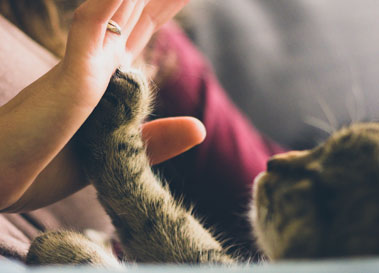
153 23 284 257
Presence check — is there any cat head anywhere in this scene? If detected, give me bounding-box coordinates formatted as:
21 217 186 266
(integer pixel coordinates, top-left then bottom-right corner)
251 122 379 260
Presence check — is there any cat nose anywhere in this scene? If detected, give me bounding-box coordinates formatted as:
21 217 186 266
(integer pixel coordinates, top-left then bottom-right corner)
267 151 308 172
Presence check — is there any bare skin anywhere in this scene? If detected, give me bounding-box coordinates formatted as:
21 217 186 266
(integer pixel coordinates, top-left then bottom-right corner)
0 0 204 212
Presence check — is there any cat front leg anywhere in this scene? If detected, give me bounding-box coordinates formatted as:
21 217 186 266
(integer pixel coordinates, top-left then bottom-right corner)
76 69 235 264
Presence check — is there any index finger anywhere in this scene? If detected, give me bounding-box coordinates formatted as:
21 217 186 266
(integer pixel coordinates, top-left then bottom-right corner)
142 117 206 165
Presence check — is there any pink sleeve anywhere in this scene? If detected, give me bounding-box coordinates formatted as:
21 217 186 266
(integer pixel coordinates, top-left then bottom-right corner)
152 23 284 258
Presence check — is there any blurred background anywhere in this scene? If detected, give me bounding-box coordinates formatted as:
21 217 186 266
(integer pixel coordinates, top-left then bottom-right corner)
184 0 379 149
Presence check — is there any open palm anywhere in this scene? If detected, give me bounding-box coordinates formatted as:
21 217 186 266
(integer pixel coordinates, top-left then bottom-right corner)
59 0 188 106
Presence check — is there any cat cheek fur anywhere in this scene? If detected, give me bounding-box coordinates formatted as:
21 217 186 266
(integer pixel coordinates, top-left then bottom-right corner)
250 172 283 260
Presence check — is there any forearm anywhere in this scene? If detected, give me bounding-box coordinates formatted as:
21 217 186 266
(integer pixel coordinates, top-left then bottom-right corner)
1 141 87 212
0 64 97 210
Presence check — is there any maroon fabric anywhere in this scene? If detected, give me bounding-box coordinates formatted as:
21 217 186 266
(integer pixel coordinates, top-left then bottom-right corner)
152 23 284 258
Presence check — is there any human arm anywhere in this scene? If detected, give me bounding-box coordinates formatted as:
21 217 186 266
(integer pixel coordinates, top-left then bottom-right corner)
0 0 199 211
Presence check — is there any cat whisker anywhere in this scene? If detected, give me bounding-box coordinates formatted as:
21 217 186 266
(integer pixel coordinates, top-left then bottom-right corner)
315 95 338 132
304 116 334 135
345 80 365 125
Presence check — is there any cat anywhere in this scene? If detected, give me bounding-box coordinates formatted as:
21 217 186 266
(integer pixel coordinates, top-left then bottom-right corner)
25 69 379 267
252 123 379 259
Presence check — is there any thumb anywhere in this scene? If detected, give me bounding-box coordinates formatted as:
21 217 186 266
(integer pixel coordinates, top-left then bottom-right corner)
142 117 206 165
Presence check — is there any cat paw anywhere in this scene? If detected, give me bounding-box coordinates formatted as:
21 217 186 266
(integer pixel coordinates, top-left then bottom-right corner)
77 69 151 144
102 68 151 129
73 68 152 180
26 231 121 268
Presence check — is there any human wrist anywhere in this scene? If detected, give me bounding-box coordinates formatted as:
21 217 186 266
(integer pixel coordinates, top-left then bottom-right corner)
0 63 102 189
50 61 110 111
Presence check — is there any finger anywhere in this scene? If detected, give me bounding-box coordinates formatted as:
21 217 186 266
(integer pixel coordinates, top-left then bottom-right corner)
104 0 146 48
143 0 189 29
104 0 142 47
126 0 189 57
79 0 123 22
125 12 155 58
142 117 207 165
120 0 146 39
110 0 138 30
66 0 123 56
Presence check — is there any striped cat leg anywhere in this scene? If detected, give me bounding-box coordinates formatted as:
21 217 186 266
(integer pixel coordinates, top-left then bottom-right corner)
76 70 235 264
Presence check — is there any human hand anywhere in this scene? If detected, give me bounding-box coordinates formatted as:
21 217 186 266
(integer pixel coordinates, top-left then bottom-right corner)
58 0 188 108
0 0 196 211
